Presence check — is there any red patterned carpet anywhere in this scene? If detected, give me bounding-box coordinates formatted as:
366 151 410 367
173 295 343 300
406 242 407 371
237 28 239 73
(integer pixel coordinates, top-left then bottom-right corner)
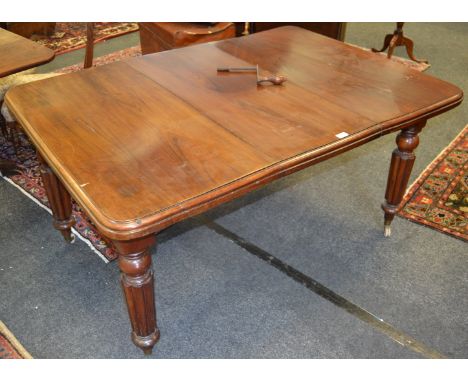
398 125 468 241
0 321 32 359
33 22 139 55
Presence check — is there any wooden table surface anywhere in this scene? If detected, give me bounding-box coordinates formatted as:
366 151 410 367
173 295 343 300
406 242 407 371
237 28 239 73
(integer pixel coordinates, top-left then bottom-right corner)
0 28 54 77
4 26 463 354
5 27 462 240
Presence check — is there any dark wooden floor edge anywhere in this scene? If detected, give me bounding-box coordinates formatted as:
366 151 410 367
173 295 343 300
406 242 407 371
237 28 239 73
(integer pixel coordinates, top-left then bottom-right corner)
205 220 447 359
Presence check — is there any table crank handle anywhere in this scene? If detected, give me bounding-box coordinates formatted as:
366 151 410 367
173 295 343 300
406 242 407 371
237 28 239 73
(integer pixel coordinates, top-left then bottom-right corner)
257 75 287 86
217 66 257 72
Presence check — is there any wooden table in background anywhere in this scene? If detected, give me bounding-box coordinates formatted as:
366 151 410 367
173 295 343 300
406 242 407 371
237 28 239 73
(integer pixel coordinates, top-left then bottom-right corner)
0 28 54 77
0 28 54 173
5 27 463 354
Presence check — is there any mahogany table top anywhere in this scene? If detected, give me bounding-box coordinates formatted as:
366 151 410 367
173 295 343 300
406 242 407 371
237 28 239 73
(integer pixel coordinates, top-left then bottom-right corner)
5 26 463 240
0 28 55 77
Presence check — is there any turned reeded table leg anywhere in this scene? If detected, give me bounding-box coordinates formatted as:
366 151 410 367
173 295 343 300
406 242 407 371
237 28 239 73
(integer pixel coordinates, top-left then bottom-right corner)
382 123 425 236
113 236 160 355
37 152 75 243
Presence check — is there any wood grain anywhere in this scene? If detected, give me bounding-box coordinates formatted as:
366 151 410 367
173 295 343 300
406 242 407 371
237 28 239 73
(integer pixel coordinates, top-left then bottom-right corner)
4 25 464 354
0 28 54 77
5 26 463 241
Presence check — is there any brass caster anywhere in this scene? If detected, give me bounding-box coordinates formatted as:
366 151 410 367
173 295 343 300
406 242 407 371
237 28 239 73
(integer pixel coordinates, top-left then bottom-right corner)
384 224 392 237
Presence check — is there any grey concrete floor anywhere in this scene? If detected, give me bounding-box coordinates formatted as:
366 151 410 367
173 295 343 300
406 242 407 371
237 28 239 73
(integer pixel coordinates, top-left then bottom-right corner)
0 23 467 358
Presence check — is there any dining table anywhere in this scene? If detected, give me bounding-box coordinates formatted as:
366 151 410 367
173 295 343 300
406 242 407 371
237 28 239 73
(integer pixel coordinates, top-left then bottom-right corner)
4 26 463 354
0 27 55 173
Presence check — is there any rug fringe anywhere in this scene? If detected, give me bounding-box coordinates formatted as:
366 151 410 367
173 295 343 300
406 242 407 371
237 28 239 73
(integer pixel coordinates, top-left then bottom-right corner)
0 174 109 264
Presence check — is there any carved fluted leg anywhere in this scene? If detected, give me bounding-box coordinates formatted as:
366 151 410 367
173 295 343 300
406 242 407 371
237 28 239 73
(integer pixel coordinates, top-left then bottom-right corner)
382 123 425 236
113 236 160 355
37 153 75 243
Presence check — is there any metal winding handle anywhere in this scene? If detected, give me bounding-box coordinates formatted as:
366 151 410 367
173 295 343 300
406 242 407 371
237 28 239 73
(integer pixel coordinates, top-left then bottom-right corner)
217 64 287 86
256 75 287 86
217 66 257 72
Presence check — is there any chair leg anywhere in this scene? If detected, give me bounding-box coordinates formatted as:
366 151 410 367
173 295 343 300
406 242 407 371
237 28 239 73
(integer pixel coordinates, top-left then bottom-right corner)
37 152 76 243
0 116 7 138
372 22 428 64
386 34 399 59
84 22 95 69
6 120 20 155
0 102 8 138
402 36 428 64
0 158 16 174
13 121 22 154
371 33 393 53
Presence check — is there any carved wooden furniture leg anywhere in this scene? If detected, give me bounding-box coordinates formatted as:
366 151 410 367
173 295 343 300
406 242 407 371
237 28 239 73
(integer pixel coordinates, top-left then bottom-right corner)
113 236 160 355
1 123 7 137
372 22 428 64
37 152 75 243
242 22 251 36
382 122 425 236
371 32 393 53
403 36 428 64
6 120 19 155
83 22 94 69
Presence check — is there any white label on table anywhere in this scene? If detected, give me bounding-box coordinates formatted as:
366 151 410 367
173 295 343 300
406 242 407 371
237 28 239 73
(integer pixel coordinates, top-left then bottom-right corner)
335 132 349 139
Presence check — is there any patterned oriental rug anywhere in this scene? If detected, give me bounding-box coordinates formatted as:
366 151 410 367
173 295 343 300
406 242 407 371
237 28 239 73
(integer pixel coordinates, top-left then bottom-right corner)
398 125 468 241
33 22 139 55
0 44 431 263
0 321 33 359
